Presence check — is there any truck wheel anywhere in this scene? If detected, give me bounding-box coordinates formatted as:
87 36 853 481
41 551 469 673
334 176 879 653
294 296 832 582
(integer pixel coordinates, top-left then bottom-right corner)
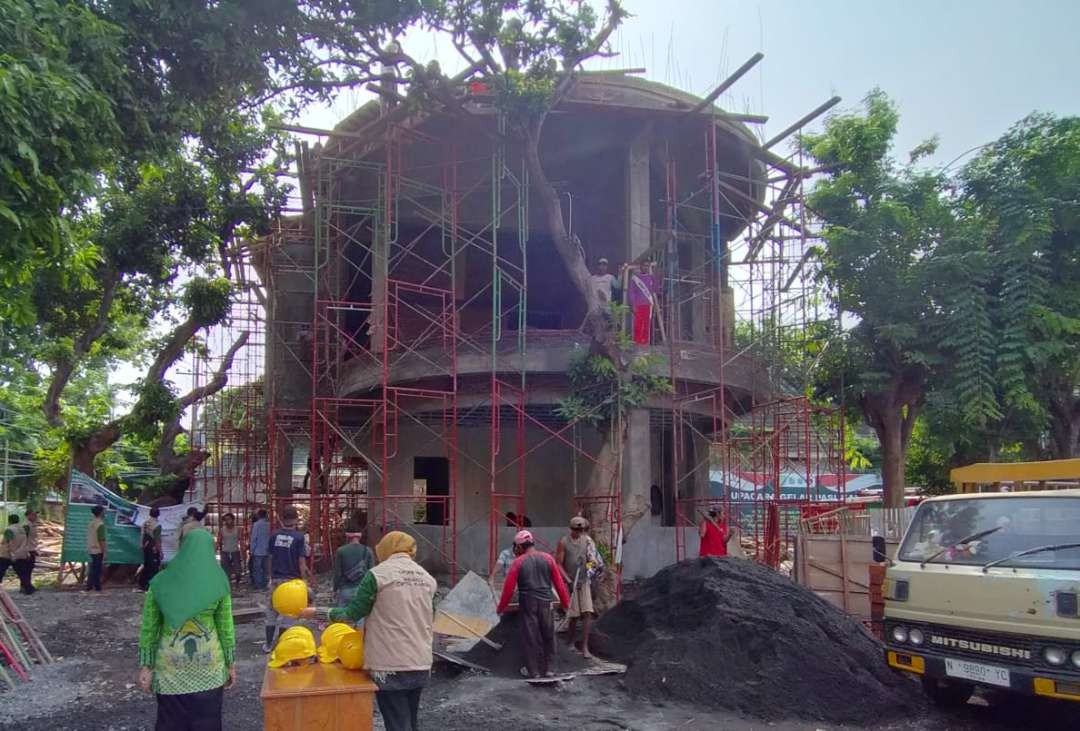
921 677 973 708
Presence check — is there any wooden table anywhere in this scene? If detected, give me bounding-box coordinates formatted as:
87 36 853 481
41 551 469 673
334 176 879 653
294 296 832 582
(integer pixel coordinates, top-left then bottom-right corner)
261 662 377 731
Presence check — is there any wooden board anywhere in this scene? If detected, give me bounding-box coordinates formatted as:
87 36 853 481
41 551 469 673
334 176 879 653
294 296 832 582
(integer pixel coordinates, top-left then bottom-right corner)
524 674 576 684
432 610 494 641
432 649 491 673
578 661 627 676
795 534 873 620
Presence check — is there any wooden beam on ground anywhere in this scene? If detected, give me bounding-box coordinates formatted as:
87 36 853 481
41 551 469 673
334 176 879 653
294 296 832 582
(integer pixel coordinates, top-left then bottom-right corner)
231 605 264 624
432 649 491 673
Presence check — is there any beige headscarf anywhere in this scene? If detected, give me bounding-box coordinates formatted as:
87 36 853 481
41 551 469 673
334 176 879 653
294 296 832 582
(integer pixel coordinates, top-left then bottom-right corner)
375 531 417 562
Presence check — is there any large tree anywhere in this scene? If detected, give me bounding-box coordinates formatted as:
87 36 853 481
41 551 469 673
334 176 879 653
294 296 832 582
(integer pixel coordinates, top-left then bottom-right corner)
1 0 424 499
803 92 973 507
960 115 1080 458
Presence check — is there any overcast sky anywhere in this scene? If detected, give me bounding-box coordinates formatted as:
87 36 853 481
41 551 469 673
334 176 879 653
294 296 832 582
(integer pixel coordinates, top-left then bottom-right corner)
302 0 1080 168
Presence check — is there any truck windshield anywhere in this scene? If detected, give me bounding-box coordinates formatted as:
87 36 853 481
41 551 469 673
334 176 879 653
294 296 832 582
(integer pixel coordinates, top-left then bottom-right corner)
899 496 1080 570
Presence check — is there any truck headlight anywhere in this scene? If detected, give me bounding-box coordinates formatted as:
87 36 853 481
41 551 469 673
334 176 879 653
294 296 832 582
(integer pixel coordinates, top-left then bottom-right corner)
1044 647 1067 666
891 626 908 644
1072 650 1080 670
908 628 925 646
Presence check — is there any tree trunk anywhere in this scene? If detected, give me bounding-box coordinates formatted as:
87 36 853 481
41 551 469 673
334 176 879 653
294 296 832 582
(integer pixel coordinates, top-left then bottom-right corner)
877 415 906 509
862 376 921 508
1047 397 1080 459
71 422 123 478
521 134 619 361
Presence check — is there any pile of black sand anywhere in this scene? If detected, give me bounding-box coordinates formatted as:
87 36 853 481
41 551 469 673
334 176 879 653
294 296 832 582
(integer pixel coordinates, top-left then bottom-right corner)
590 557 921 724
462 612 594 677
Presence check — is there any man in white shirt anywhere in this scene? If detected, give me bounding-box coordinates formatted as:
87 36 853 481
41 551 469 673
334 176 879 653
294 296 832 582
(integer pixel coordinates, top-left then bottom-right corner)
590 257 618 307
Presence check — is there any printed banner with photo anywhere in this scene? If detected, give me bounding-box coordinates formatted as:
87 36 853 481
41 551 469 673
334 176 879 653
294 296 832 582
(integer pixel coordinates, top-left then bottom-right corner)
61 470 203 564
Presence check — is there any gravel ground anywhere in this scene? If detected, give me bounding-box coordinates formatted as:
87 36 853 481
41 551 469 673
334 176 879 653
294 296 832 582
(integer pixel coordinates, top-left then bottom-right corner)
1 585 1078 730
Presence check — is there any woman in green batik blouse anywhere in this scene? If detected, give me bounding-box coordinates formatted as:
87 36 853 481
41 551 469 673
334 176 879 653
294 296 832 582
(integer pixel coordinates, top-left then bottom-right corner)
138 529 236 731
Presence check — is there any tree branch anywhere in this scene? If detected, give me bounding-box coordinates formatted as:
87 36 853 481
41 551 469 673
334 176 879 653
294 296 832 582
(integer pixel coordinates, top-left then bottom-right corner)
177 332 250 410
43 268 121 427
156 331 250 477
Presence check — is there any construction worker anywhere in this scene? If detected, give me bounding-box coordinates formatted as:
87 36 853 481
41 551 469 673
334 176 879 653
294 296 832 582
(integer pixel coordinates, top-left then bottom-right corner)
249 509 270 590
555 516 600 658
699 508 729 558
86 505 107 591
487 539 516 599
590 257 619 306
263 506 308 651
302 531 437 731
628 260 657 345
25 509 39 578
139 507 163 591
0 520 8 585
2 514 35 594
331 530 375 607
217 512 242 585
497 530 571 679
179 506 204 542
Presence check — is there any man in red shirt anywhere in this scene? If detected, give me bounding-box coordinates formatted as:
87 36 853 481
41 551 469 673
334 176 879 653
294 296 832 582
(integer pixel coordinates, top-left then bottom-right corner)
497 530 571 679
699 508 729 558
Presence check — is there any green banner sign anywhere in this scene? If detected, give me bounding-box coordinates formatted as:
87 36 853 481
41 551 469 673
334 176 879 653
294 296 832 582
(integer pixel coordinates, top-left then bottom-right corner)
60 470 201 565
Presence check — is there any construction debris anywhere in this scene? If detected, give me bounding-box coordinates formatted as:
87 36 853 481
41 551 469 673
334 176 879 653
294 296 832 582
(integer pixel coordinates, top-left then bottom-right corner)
0 587 54 690
592 557 921 724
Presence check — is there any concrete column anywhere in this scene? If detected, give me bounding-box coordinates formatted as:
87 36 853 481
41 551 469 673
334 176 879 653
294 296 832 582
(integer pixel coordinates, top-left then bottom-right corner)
370 220 388 354
275 444 294 497
626 132 651 262
623 130 656 530
719 287 735 349
622 407 653 527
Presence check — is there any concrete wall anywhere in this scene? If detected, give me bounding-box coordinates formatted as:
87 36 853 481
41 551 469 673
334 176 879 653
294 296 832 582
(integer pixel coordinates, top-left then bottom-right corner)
378 420 605 529
401 522 700 581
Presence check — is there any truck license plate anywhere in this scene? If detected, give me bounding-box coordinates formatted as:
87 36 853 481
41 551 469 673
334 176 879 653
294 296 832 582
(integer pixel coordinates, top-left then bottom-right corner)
945 658 1011 688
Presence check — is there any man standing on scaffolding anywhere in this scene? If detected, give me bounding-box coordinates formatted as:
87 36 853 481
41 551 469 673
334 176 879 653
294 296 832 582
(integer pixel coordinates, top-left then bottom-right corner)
628 260 657 345
590 258 619 308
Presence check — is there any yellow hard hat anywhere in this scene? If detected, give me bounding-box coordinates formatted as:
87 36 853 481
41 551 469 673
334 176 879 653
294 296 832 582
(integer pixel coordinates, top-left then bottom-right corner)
272 579 309 617
317 623 356 664
279 625 313 642
267 626 317 668
338 629 365 670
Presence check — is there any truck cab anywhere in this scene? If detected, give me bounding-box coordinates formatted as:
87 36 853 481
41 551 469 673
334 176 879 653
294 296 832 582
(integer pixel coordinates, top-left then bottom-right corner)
884 465 1080 707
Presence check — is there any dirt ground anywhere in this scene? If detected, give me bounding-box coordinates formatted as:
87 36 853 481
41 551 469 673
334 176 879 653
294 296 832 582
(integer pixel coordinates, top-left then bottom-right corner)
1 581 1078 731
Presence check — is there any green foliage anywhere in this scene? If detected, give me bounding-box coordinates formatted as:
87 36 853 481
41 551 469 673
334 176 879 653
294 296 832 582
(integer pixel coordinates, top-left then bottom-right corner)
127 381 180 442
0 0 126 325
491 67 557 122
904 417 954 494
558 351 672 429
184 278 233 327
960 114 1080 456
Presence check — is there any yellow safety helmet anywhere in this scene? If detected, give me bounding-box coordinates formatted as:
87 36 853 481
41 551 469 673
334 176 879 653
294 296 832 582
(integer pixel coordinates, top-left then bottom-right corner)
272 579 309 617
338 629 365 670
317 623 356 664
279 625 313 643
267 626 317 668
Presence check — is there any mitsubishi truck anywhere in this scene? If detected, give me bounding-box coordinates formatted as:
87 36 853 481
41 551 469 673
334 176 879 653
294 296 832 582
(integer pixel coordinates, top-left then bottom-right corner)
883 459 1080 706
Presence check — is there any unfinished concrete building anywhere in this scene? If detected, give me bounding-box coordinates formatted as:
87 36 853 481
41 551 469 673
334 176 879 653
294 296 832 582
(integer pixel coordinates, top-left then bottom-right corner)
229 69 845 581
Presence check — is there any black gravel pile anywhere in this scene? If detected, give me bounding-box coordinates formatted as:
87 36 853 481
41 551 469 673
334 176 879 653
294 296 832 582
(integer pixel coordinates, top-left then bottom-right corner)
591 557 921 723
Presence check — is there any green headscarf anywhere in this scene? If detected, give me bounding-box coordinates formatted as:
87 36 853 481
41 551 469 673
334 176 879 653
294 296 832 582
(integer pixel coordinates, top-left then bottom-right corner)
149 528 230 628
